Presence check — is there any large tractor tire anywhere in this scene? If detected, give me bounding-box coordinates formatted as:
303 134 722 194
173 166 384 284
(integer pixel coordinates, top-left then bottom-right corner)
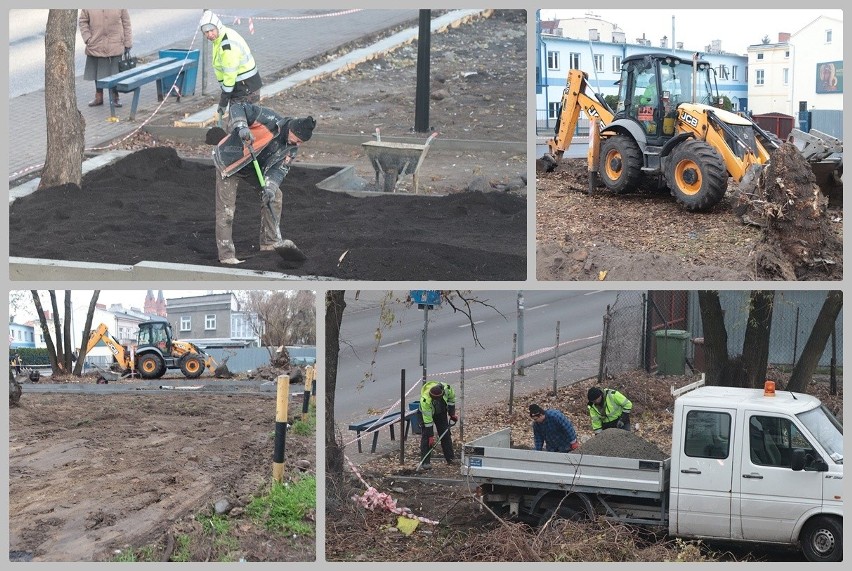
665 138 728 211
137 353 165 379
179 355 205 379
801 515 842 562
599 134 643 194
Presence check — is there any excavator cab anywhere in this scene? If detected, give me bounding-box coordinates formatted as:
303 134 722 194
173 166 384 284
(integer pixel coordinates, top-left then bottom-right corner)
137 320 173 352
617 54 713 144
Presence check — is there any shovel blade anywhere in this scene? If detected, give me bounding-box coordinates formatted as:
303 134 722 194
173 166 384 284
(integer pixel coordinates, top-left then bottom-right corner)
274 240 307 263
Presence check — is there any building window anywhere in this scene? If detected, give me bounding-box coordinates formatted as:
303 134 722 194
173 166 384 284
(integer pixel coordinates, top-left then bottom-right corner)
205 314 216 331
612 55 621 73
180 316 191 331
826 29 832 43
548 101 560 120
756 53 764 60
783 68 789 85
755 69 765 86
732 65 738 81
784 50 790 58
546 51 559 71
569 52 580 69
593 54 603 72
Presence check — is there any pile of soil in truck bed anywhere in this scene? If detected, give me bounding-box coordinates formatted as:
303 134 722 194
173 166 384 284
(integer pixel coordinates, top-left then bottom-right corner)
9 147 526 281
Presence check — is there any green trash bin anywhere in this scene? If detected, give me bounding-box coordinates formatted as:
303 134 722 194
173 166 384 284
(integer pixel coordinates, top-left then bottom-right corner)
654 329 691 375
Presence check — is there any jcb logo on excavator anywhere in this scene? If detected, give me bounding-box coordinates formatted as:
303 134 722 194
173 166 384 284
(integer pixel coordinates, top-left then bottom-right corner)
680 111 700 129
586 106 601 119
108 345 120 357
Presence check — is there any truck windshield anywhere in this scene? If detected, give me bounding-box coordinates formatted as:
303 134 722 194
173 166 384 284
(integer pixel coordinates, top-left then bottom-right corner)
798 405 843 464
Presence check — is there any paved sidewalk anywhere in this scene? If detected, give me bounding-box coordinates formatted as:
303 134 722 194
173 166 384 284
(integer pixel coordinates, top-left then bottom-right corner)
8 9 425 181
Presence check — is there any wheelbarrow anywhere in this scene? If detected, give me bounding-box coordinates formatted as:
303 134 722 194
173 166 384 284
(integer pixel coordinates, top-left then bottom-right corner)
91 364 123 384
361 131 438 193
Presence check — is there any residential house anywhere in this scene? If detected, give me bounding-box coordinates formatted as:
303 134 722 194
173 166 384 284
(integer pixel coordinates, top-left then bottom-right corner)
165 293 262 349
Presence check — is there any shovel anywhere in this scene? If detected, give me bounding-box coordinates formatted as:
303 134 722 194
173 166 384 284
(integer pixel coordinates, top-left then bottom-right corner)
416 419 457 471
245 142 307 264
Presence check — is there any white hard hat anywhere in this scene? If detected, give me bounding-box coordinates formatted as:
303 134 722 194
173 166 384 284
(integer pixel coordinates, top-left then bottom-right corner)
199 10 222 33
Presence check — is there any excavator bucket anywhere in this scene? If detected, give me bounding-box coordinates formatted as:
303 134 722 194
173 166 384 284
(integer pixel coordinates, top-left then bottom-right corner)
787 128 843 194
213 356 231 378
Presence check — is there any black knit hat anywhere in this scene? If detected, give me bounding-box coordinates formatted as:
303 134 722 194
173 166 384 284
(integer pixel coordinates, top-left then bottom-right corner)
289 116 316 141
529 404 545 416
588 387 603 406
429 384 444 397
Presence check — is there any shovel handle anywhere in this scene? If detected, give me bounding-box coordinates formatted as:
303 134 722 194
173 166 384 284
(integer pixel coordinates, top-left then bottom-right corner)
246 143 266 187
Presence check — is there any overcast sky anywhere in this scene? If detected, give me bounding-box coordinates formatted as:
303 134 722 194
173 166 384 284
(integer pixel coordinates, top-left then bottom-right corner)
538 9 843 55
9 290 232 323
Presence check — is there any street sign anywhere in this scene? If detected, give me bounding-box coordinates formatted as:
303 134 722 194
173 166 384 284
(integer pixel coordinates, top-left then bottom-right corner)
410 290 441 309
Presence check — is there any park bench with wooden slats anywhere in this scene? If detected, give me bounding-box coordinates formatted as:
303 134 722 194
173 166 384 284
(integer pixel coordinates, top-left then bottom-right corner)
96 56 198 120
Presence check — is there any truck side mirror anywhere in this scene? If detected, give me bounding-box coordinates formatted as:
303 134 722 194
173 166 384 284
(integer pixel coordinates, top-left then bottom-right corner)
791 448 828 472
791 448 806 471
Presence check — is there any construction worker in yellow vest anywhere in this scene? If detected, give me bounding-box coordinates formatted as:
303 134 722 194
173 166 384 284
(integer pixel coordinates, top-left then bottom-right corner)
587 387 633 433
418 381 457 469
199 10 263 120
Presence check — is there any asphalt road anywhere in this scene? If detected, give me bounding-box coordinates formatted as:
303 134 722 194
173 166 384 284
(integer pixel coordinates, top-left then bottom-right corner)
335 290 618 421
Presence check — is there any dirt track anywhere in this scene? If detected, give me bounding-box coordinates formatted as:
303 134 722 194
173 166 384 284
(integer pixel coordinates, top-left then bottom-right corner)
8 393 314 562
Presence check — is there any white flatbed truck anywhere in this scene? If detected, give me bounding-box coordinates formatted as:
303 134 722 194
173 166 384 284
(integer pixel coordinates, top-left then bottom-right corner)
462 384 843 562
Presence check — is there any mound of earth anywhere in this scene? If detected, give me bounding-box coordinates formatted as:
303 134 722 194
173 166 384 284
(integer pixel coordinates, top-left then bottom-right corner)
9 147 526 280
536 157 842 282
580 428 668 460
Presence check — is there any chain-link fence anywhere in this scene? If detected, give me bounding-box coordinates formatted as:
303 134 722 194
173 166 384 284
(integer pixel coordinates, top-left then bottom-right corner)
598 291 646 378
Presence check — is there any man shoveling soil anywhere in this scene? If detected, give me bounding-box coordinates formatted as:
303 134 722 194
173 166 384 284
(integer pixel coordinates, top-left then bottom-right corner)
211 102 315 265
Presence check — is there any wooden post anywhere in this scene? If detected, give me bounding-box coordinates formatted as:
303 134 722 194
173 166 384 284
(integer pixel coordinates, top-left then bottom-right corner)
459 348 464 443
301 366 313 421
552 321 560 396
310 366 317 406
400 369 406 464
272 374 290 482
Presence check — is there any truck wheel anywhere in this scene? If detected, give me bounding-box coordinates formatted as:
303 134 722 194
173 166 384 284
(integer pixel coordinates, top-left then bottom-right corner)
801 516 842 562
538 505 584 527
137 354 164 380
599 134 643 194
179 355 204 379
665 138 727 211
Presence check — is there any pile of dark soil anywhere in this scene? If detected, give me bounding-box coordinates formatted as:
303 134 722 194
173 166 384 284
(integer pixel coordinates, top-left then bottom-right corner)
580 428 668 460
9 147 526 280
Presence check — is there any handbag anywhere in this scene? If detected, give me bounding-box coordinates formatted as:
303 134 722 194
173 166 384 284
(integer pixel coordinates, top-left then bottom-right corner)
118 51 138 72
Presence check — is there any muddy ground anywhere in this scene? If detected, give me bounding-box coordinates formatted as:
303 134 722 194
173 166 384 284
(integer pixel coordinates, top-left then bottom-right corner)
9 10 527 280
8 393 315 562
327 368 842 562
536 158 842 282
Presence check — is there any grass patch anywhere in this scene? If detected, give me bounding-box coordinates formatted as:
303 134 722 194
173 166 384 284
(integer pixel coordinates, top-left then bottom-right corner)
246 475 316 536
171 534 192 562
290 402 316 436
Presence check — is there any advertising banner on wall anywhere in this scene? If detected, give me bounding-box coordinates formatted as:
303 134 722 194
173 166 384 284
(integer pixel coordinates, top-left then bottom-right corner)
816 61 843 93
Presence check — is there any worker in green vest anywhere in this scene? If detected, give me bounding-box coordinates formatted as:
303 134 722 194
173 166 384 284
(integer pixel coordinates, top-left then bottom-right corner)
199 10 263 119
418 381 458 469
587 387 633 433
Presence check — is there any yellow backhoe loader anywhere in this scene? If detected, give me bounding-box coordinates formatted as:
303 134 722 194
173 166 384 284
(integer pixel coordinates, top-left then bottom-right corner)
541 52 842 211
81 319 220 380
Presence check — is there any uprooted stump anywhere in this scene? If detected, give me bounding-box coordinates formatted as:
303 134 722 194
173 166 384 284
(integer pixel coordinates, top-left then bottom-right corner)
733 142 842 280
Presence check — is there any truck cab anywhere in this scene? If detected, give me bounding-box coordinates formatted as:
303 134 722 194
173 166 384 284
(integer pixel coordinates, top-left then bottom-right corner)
670 384 843 561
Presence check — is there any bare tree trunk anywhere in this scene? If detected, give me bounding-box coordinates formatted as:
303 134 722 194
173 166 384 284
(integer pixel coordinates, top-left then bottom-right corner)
48 291 68 374
325 291 346 480
63 291 74 373
72 290 100 376
40 9 85 190
31 291 60 373
697 291 730 385
788 291 843 392
740 291 774 388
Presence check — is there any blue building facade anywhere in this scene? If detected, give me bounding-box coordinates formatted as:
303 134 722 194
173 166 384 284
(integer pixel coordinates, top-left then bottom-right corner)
536 33 748 132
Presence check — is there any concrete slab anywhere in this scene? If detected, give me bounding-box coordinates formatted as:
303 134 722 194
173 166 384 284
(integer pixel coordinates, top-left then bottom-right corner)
9 257 337 282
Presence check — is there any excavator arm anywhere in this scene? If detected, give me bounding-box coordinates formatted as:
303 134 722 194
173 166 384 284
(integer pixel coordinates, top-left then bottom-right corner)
542 69 615 171
82 323 132 370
